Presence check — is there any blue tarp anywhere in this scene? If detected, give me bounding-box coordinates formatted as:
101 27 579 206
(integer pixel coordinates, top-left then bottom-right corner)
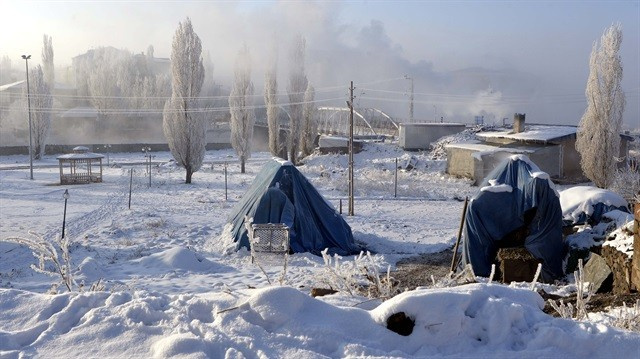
462 155 565 282
227 159 362 255
563 202 630 227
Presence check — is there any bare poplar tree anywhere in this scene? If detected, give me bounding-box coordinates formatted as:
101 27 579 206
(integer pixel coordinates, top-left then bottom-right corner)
287 35 308 164
163 17 206 184
88 48 125 123
576 23 626 188
42 34 54 87
300 83 317 157
28 66 52 159
229 45 255 174
264 49 280 157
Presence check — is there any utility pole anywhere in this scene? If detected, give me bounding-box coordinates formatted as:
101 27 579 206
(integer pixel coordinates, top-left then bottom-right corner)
22 55 33 180
405 75 414 123
348 81 355 216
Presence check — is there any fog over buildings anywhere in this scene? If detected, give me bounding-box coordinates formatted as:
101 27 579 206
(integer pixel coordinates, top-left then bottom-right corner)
0 0 638 130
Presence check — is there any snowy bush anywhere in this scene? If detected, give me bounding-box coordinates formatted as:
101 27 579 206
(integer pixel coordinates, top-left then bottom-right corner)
610 300 640 332
609 161 640 205
319 250 400 299
548 259 592 320
2 231 76 292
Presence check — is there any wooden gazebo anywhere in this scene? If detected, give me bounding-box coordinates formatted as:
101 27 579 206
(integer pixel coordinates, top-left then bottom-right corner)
57 146 104 185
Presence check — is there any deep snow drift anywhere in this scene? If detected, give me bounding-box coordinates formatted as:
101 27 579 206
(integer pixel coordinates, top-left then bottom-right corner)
1 144 639 358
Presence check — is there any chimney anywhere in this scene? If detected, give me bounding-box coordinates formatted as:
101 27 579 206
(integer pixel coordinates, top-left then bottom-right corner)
513 113 525 133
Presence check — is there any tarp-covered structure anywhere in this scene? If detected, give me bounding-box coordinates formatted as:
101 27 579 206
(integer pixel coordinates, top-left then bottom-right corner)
226 158 361 256
559 186 629 226
462 155 564 282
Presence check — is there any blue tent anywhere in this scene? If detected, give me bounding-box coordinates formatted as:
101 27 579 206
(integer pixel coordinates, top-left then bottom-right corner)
227 159 362 256
462 155 565 282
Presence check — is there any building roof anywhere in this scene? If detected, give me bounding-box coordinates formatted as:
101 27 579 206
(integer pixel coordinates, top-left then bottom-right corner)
0 80 76 92
0 80 25 92
445 141 536 160
59 107 98 118
476 125 577 143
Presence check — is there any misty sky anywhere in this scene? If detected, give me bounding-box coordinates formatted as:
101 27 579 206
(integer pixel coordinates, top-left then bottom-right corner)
1 0 638 128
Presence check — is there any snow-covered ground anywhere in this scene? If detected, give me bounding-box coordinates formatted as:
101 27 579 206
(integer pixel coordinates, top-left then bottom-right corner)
1 143 639 358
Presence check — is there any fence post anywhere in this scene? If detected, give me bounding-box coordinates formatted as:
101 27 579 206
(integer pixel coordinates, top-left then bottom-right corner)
128 168 133 209
394 157 398 198
224 162 228 201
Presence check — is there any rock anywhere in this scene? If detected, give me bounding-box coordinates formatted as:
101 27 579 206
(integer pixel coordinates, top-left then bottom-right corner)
310 288 338 297
386 312 414 336
583 253 613 293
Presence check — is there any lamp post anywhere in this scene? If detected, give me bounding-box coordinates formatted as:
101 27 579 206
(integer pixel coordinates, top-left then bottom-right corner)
62 189 69 239
404 75 414 123
103 144 112 166
142 146 153 187
22 54 33 180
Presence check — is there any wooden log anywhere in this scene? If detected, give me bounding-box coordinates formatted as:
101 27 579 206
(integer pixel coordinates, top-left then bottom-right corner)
601 245 633 295
497 247 541 283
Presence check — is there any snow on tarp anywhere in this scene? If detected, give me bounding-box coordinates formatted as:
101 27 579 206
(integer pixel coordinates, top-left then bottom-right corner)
222 158 361 256
2 284 639 358
463 155 564 281
559 186 629 225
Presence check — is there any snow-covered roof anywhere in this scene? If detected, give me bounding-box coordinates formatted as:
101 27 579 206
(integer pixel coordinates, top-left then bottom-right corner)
59 107 98 118
477 125 577 143
399 123 466 127
0 80 25 92
57 151 105 160
0 80 75 92
445 141 534 153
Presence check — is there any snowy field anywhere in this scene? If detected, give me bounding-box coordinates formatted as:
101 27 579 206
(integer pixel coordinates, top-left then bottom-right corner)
1 143 639 358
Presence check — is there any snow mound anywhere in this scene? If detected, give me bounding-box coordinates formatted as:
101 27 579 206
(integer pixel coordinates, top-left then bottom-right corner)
2 285 639 358
430 126 488 160
560 186 628 223
134 247 216 272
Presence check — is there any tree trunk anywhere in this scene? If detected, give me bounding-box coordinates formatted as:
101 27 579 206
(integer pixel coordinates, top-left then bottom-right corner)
240 156 246 174
186 167 193 184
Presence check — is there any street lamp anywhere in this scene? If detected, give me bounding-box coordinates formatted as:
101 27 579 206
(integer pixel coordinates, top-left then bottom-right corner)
142 146 153 187
22 54 33 180
103 144 112 166
404 75 414 123
62 189 70 239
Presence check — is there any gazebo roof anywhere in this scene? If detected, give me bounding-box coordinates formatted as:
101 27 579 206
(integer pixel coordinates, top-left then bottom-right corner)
57 146 105 160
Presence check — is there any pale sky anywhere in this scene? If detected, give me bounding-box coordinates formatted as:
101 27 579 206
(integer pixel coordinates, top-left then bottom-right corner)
1 0 638 128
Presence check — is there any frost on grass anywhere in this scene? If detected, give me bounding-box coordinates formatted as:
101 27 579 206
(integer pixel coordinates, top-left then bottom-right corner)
319 249 400 299
2 231 76 293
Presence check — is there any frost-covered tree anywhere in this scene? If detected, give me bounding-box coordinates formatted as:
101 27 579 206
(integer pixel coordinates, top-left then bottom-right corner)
28 66 52 159
229 45 255 174
576 23 626 188
0 55 13 83
42 34 54 87
264 51 280 157
87 47 126 123
300 83 317 157
287 35 308 164
163 17 206 184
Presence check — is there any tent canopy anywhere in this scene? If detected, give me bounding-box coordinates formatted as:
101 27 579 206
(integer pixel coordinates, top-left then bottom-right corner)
462 155 565 282
227 158 362 256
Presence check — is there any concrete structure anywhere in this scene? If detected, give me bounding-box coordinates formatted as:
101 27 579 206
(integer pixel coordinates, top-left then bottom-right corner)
399 123 466 150
446 121 634 185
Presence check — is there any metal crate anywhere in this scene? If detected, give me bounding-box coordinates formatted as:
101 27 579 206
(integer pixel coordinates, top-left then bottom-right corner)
250 223 290 261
